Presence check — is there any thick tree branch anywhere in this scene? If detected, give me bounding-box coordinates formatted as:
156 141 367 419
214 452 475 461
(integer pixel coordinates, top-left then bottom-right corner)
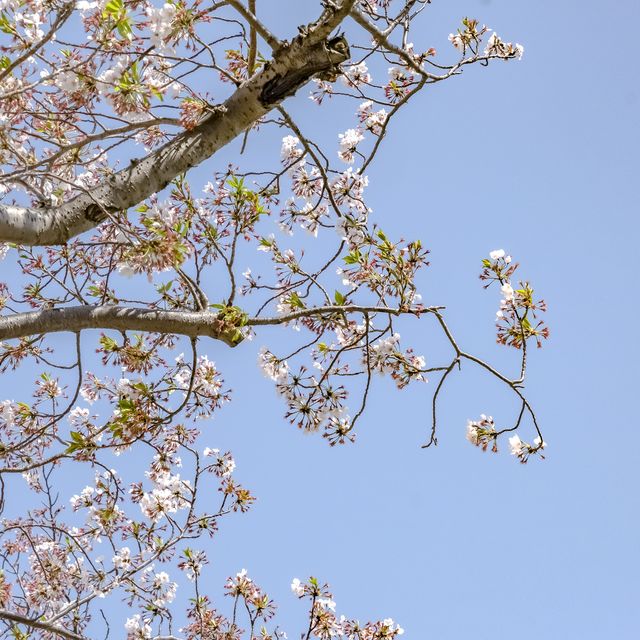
0 306 242 347
0 3 354 246
0 610 87 640
0 304 439 346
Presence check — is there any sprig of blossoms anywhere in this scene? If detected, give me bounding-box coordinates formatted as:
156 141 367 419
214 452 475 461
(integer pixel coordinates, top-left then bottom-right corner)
466 415 547 463
135 470 192 523
125 613 152 640
366 333 427 389
140 567 178 608
484 32 524 60
281 135 303 166
203 447 236 478
385 66 414 102
174 354 230 418
338 128 365 164
509 434 546 463
291 577 404 639
331 168 369 213
145 2 177 47
448 20 523 60
357 100 387 135
225 569 276 622
466 414 498 452
481 250 549 349
341 61 371 88
178 548 208 581
448 17 490 54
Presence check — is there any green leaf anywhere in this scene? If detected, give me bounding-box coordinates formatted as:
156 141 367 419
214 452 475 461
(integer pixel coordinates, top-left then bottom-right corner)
288 292 304 309
156 280 173 294
65 431 87 454
103 0 123 16
116 17 132 38
343 250 361 265
0 12 16 35
99 335 119 352
102 0 132 40
150 85 164 101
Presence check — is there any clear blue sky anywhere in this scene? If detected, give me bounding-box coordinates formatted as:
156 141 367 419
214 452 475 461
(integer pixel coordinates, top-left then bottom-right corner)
202 1 639 638
4 1 640 638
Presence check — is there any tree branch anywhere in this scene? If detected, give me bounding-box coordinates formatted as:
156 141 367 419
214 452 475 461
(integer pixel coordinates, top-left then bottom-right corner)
0 4 353 246
0 304 440 346
247 0 258 74
0 610 87 640
248 304 439 326
0 306 242 347
349 6 431 78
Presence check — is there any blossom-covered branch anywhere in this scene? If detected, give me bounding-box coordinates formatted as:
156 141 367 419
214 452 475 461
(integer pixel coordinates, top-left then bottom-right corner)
0 2 352 245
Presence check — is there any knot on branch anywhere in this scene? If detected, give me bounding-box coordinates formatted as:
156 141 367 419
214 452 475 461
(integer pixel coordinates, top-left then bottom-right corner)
212 304 248 347
260 35 350 105
318 34 351 81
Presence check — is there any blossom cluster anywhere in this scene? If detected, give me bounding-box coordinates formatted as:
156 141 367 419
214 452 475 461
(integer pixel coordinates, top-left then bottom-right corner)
466 414 499 452
116 200 193 278
481 249 549 349
448 18 523 60
466 414 547 463
174 353 229 418
366 333 427 389
508 433 546 464
291 576 405 639
135 470 192 523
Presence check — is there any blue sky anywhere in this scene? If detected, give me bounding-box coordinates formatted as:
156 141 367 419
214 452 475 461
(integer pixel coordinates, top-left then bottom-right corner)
3 1 639 638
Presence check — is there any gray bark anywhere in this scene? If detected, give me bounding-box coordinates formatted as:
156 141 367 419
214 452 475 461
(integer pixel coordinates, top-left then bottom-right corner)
0 306 243 347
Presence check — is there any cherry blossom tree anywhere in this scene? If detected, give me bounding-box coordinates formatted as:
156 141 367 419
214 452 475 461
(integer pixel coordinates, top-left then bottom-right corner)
0 1 548 638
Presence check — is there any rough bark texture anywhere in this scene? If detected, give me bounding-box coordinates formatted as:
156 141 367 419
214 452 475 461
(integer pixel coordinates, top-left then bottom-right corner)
0 306 242 346
0 5 353 246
